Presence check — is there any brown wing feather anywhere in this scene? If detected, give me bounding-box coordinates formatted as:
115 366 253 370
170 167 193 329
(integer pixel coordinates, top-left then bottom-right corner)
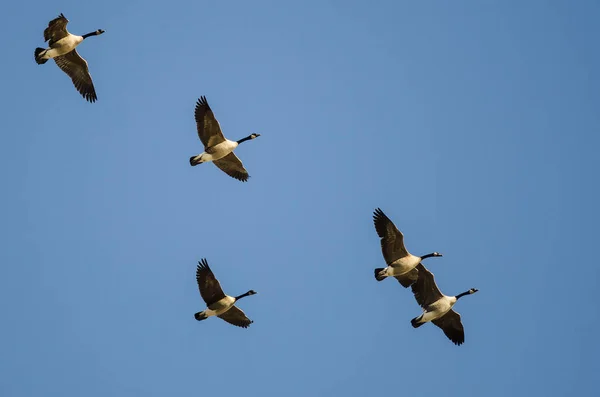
217 306 253 328
432 309 465 346
373 208 409 264
196 259 227 306
53 50 97 103
394 267 419 288
411 263 444 307
213 152 250 182
194 96 226 148
44 13 70 45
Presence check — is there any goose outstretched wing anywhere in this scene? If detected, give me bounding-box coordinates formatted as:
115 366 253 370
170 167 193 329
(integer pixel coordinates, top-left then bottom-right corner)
432 309 465 346
411 263 444 308
53 49 97 102
213 153 250 182
196 259 227 306
373 208 409 265
218 306 253 328
44 13 69 45
194 96 226 148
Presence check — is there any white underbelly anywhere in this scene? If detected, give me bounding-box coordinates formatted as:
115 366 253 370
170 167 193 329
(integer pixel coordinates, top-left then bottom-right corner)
206 140 238 160
208 296 235 315
46 35 83 58
422 299 453 322
389 255 421 274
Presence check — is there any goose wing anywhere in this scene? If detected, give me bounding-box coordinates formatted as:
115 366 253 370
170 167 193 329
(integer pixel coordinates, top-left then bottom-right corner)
217 306 253 328
44 13 70 45
394 267 419 288
196 259 227 306
53 50 97 103
194 96 226 148
373 208 408 265
213 153 250 182
411 263 444 308
432 309 465 346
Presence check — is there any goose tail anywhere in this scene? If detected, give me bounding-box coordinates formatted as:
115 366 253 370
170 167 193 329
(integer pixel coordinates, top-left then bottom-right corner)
411 315 425 328
194 311 208 321
374 268 386 281
190 156 202 166
35 48 48 64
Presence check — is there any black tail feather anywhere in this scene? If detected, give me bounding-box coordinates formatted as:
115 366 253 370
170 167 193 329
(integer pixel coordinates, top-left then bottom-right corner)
35 48 47 64
194 311 207 321
374 268 386 281
411 316 424 328
190 156 200 166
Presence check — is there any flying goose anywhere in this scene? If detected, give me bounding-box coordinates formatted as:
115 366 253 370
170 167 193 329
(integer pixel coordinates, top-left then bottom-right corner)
373 208 442 287
410 264 478 345
190 96 260 182
34 13 104 102
194 259 257 328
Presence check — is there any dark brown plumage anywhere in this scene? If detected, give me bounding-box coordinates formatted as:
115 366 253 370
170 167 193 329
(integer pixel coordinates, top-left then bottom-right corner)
44 13 69 45
196 259 227 307
54 50 97 103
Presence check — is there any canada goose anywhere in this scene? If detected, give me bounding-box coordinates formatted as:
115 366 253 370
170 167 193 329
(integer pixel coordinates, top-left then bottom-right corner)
373 208 442 287
34 13 104 102
190 96 260 182
410 264 478 345
194 259 257 328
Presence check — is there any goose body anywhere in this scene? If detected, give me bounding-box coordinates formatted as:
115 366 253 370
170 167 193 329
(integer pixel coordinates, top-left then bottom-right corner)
34 13 105 102
191 139 239 163
190 96 260 182
410 263 478 345
39 34 83 59
194 258 257 328
372 208 442 287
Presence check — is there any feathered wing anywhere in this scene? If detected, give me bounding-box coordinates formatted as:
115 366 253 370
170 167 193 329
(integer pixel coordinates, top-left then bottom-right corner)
218 306 253 328
194 96 226 148
53 50 97 102
431 309 465 346
411 263 444 308
394 267 419 288
44 13 70 45
213 152 250 182
373 208 409 265
196 259 227 306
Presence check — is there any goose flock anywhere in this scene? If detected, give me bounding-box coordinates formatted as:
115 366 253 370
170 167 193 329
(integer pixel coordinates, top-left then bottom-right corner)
34 13 479 346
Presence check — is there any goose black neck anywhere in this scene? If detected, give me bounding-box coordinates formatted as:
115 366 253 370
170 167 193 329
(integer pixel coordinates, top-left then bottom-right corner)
455 291 471 299
421 253 438 260
82 32 98 39
234 291 253 301
236 135 253 144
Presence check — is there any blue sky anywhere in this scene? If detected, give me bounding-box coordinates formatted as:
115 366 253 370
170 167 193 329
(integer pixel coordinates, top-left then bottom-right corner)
1 0 599 395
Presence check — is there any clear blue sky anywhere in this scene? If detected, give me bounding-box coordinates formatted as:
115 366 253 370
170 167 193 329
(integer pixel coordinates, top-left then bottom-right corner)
1 0 599 396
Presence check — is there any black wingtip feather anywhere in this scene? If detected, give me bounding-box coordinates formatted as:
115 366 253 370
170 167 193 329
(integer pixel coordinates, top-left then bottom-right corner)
372 208 390 238
197 95 210 109
197 258 210 270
